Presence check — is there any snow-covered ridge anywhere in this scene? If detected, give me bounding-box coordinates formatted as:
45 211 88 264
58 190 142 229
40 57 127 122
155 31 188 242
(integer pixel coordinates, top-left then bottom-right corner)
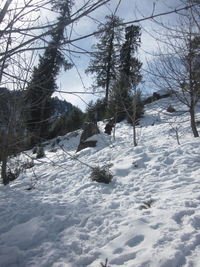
0 94 200 267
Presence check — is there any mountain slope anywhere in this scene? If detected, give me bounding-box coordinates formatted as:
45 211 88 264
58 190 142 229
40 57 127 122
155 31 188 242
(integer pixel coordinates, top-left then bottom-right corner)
0 94 200 267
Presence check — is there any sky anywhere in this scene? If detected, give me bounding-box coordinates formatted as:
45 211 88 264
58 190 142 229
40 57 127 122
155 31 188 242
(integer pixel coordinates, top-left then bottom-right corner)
1 0 184 110
52 0 184 110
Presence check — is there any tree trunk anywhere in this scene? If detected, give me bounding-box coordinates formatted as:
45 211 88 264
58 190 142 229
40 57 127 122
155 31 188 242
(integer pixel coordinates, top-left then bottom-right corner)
0 0 12 25
105 31 114 105
133 121 137 147
1 155 8 185
132 96 137 147
189 107 199 137
175 128 181 145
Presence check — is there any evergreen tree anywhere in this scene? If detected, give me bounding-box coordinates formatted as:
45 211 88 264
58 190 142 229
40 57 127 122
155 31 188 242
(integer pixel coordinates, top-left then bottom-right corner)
85 98 107 122
48 106 83 138
86 15 124 105
120 25 142 87
109 25 142 121
107 76 132 122
25 0 73 143
108 25 143 145
64 107 83 133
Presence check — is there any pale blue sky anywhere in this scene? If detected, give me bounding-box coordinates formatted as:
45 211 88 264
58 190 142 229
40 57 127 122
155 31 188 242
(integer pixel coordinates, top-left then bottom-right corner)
53 0 184 110
1 0 184 110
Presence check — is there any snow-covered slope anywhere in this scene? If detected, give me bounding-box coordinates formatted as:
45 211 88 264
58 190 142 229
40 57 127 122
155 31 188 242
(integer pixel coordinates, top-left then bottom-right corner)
1 94 200 267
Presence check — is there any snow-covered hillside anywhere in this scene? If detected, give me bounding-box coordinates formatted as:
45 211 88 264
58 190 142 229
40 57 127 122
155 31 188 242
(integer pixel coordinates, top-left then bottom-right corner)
1 94 200 267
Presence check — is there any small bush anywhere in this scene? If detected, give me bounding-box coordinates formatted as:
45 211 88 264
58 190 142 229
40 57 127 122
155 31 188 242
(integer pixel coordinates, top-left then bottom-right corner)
6 169 20 182
90 166 113 184
6 166 22 182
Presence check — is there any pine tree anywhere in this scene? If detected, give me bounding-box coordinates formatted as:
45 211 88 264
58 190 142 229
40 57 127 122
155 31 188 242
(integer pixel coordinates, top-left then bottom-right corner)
86 98 107 122
108 25 143 145
25 0 73 143
109 25 142 119
120 25 142 87
86 15 124 105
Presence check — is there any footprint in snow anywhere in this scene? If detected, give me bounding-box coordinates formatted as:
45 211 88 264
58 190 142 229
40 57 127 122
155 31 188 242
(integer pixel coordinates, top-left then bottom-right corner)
175 233 200 260
125 235 144 247
113 247 124 254
150 222 163 230
178 177 194 183
172 209 195 225
108 201 120 209
163 157 174 165
134 147 143 154
110 252 136 265
190 216 200 230
184 201 198 208
181 232 192 242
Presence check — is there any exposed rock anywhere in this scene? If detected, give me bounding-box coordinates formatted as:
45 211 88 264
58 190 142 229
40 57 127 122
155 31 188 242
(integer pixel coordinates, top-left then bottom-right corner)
104 119 115 135
167 104 176 113
77 122 100 152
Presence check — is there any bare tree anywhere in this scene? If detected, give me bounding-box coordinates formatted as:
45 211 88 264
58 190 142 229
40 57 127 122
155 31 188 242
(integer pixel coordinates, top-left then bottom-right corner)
0 0 111 88
148 9 200 138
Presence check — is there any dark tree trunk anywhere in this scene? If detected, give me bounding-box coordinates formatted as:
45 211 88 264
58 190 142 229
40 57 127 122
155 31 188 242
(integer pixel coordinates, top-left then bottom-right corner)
132 98 137 147
105 31 114 105
189 106 199 137
1 155 8 185
133 122 137 147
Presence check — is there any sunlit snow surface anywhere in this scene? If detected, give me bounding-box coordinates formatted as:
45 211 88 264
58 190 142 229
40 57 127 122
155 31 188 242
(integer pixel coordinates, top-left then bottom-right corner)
1 94 200 267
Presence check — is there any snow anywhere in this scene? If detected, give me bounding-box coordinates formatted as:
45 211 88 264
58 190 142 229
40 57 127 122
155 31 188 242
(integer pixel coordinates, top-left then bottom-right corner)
1 94 200 267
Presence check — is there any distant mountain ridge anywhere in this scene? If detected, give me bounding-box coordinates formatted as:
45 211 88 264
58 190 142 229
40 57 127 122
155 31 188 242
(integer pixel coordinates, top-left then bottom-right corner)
0 87 82 146
0 87 76 123
50 97 74 118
